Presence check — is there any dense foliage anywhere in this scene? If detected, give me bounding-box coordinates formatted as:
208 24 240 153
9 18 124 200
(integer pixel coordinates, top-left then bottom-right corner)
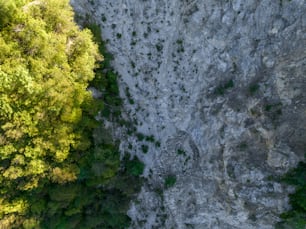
276 155 306 229
0 1 143 228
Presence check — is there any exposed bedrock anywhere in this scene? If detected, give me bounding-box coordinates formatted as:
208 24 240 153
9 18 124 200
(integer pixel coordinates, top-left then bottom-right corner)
71 0 306 228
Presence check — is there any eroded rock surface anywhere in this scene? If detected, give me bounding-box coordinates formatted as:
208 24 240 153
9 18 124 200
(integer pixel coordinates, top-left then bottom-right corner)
71 0 306 228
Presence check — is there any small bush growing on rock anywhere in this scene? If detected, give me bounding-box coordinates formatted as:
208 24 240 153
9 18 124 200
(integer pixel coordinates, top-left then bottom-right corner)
116 33 122 39
165 175 177 188
125 157 145 176
248 83 260 95
156 44 163 52
141 145 149 154
237 142 248 151
264 102 282 121
145 135 155 142
155 141 161 147
136 132 145 141
177 149 186 155
214 79 234 95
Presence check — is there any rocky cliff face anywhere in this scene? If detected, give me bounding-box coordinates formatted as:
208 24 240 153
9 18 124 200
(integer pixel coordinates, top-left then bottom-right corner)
70 1 306 228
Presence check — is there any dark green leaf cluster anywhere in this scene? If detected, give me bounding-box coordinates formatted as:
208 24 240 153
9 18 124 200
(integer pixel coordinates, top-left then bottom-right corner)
164 175 177 189
86 24 122 119
214 79 234 96
276 156 306 229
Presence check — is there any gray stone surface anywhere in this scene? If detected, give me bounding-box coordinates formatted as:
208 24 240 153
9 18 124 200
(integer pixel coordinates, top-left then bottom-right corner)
70 0 306 228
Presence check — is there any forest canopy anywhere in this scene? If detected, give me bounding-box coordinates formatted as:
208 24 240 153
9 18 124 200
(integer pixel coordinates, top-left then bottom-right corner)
0 0 143 228
0 0 98 190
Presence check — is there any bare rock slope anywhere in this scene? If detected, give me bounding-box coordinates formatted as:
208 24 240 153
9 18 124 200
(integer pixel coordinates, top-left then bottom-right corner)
71 1 306 228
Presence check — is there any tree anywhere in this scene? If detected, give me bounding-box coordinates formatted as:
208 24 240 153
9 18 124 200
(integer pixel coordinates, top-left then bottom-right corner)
276 158 306 229
0 0 100 227
0 1 144 228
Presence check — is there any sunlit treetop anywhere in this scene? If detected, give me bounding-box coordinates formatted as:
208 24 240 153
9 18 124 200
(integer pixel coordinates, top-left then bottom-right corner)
0 0 101 226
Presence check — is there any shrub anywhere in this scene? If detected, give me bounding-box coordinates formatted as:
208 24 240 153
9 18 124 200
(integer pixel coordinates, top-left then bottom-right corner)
276 156 306 229
165 175 177 188
214 79 234 95
125 157 145 176
141 145 149 154
248 83 260 95
177 149 186 155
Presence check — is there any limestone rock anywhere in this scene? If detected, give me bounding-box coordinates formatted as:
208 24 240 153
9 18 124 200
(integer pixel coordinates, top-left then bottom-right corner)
70 0 306 228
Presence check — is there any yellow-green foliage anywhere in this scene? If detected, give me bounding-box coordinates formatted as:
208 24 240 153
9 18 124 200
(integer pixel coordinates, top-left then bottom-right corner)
0 0 98 181
0 0 100 227
0 1 144 228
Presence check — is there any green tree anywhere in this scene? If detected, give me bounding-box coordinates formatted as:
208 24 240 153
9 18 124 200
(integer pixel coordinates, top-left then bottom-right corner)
0 1 143 228
0 0 100 227
276 156 306 229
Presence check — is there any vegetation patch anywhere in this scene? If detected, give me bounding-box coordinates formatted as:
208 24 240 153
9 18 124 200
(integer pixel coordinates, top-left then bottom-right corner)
156 44 163 52
165 175 177 188
155 141 161 147
276 154 306 229
214 79 234 95
248 83 260 96
116 33 122 39
177 149 186 156
125 87 135 104
141 145 149 154
86 24 123 120
136 132 145 141
145 135 155 142
237 142 248 151
124 155 145 177
0 1 143 228
264 102 282 121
